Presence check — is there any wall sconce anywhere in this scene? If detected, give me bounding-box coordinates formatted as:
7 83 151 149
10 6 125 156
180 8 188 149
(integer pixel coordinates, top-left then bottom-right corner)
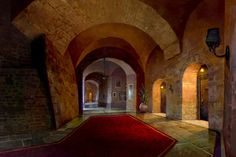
168 84 173 93
205 28 230 61
200 68 205 73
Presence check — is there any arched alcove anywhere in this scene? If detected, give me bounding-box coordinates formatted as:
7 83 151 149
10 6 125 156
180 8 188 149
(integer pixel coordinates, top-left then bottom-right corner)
182 63 209 121
197 65 209 121
152 79 164 113
84 80 99 108
160 82 167 113
182 64 201 120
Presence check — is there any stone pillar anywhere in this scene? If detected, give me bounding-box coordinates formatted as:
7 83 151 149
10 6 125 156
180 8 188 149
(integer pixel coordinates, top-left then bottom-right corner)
224 0 236 156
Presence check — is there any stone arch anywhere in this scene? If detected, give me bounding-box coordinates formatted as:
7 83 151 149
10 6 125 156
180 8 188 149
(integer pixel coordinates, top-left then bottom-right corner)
76 47 144 114
178 53 224 130
13 0 180 59
181 0 224 130
68 24 156 69
83 58 136 79
180 58 215 122
179 54 214 80
83 58 137 111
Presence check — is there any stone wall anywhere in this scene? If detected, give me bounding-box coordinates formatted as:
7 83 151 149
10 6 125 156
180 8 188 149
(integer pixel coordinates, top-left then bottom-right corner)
146 0 224 131
46 39 78 128
224 0 236 156
0 1 52 136
0 69 52 135
0 1 31 68
111 67 126 109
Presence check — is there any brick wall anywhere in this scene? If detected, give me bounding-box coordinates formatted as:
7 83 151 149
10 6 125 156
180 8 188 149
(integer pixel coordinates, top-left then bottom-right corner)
0 1 31 68
0 1 53 137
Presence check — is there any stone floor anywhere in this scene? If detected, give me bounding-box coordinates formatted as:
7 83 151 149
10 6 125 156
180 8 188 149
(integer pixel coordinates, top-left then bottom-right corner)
134 114 215 157
42 112 216 157
183 119 209 128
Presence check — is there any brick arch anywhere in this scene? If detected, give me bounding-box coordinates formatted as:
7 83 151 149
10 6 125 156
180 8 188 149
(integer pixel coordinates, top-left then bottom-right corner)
13 0 180 59
178 55 216 120
177 53 224 131
179 55 214 79
76 47 144 114
85 72 105 85
68 23 156 69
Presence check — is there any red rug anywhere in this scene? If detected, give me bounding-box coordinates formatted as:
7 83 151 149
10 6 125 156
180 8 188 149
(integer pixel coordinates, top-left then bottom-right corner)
0 115 176 157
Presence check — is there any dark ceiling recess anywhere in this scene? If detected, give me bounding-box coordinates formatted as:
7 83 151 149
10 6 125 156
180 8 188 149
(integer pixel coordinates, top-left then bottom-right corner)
85 72 105 85
76 47 142 74
11 0 34 20
139 0 202 40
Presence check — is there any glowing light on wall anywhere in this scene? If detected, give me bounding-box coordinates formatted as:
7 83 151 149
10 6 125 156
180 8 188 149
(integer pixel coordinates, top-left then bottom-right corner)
200 68 205 73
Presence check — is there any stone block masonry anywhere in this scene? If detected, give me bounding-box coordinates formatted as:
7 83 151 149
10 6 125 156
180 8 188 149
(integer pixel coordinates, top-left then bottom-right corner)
0 69 52 136
0 1 53 138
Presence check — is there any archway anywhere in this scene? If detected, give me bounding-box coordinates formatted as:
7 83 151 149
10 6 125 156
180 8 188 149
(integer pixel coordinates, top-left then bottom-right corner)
152 79 166 113
77 47 143 114
84 80 99 108
197 65 208 121
182 63 209 120
160 82 167 113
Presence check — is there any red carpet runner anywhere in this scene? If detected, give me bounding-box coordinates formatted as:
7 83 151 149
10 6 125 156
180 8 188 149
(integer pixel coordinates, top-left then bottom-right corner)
0 115 176 157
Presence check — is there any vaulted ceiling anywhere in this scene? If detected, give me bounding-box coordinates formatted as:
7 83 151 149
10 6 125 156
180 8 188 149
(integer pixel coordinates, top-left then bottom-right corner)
11 0 202 40
10 0 203 68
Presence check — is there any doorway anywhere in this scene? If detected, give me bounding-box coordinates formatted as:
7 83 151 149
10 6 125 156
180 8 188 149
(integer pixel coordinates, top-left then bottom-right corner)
197 65 208 121
160 82 167 113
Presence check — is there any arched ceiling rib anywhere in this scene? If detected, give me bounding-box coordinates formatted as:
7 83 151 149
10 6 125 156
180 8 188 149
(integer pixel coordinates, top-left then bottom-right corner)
85 80 99 87
77 47 144 78
84 60 120 80
85 73 104 85
11 0 202 42
83 58 136 80
12 0 180 59
68 24 155 69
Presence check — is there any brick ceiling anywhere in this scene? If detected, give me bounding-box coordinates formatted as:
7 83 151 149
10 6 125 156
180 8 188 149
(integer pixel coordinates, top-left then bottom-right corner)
11 0 202 40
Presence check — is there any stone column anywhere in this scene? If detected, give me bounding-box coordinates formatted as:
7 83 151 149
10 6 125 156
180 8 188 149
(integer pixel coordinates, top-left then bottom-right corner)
224 0 236 156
